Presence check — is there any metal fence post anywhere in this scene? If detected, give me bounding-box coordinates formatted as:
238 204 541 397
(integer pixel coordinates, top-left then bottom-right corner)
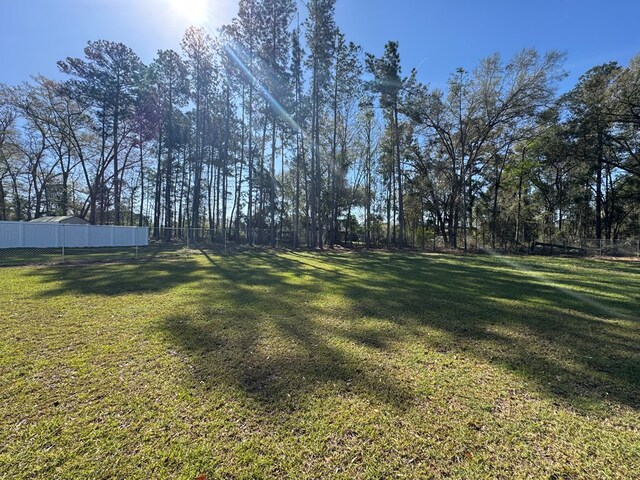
61 224 65 264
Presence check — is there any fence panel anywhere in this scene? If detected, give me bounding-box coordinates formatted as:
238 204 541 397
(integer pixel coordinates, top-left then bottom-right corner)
87 225 112 247
0 222 148 249
63 225 90 248
0 222 21 248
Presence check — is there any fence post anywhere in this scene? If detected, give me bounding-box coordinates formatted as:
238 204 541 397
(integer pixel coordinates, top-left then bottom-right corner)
19 222 24 248
135 227 139 260
61 224 65 264
637 240 639 258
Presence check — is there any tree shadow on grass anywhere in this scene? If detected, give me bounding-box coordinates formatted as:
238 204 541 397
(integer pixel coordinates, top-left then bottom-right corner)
32 256 207 297
328 252 640 409
160 250 640 412
31 248 640 412
156 249 415 411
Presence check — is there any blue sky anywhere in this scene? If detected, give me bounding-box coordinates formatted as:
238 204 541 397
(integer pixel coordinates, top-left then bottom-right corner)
2 0 639 92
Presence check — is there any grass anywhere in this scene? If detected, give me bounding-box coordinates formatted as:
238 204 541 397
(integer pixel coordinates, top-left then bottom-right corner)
1 250 639 478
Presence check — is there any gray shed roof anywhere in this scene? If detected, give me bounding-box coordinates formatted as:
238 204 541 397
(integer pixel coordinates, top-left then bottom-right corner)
29 216 89 224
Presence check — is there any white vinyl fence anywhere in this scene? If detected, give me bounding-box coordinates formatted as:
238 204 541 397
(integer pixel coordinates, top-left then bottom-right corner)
0 221 148 249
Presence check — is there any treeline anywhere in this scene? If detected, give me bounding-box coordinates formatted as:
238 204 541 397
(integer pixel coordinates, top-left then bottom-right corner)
0 0 638 249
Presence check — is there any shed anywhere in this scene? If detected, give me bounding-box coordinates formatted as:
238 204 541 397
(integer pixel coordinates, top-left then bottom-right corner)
29 216 89 225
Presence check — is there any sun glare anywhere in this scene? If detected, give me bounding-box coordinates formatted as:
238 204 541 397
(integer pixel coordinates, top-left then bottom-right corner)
166 0 209 25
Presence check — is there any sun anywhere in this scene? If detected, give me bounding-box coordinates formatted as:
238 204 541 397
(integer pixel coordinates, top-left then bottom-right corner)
166 0 209 25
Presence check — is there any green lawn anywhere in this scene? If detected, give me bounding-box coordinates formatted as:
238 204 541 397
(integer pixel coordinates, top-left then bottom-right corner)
1 251 639 478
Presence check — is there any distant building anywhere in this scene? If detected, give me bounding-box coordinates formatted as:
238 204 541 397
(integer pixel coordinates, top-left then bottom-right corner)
29 216 89 225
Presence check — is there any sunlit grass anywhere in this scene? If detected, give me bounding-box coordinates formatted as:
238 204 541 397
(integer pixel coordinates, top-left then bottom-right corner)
1 251 639 478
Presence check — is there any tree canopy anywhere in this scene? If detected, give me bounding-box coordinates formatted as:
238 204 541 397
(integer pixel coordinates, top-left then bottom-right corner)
1 1 638 247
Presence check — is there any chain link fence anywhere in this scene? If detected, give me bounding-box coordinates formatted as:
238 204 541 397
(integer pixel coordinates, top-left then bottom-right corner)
0 222 152 267
0 226 242 267
406 231 640 258
2 222 639 267
0 240 206 267
529 237 640 257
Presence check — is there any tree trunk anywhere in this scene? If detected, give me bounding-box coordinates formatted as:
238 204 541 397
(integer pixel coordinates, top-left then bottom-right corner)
153 132 163 239
270 117 277 247
515 149 525 244
139 138 145 227
595 131 603 240
394 102 404 249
